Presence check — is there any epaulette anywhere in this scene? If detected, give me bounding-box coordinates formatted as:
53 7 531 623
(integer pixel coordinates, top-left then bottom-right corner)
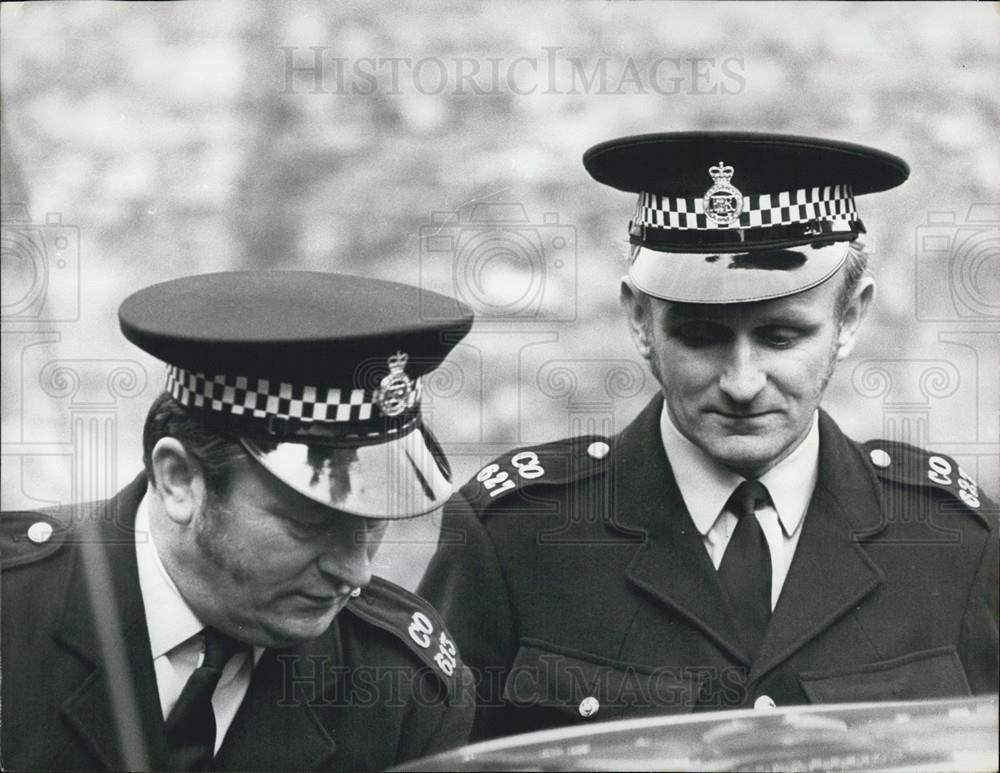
460 434 613 514
346 576 465 699
1 509 70 569
861 439 995 519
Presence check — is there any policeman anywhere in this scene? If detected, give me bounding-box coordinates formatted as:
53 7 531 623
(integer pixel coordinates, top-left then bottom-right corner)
2 271 475 771
419 132 999 740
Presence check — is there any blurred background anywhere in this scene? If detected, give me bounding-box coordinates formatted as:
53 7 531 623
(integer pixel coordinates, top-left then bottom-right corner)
2 1 998 588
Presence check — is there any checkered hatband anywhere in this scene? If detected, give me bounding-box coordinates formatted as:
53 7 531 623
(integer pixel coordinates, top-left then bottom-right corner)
633 184 858 231
166 365 422 427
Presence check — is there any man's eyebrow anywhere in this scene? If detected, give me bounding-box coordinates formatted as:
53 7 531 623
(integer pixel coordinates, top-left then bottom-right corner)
755 304 824 325
662 303 721 321
663 301 824 327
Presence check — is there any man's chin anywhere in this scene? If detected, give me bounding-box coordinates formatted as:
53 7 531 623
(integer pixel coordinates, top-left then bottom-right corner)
700 435 788 477
257 605 342 647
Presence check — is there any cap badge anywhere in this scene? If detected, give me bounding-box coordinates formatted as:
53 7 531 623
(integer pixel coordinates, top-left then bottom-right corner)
374 351 414 417
702 161 744 226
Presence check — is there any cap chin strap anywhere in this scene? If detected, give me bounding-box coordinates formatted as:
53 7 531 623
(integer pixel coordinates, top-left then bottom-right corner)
631 217 864 253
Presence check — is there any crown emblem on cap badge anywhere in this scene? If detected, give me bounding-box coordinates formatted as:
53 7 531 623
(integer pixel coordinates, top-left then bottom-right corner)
702 161 744 226
374 351 414 417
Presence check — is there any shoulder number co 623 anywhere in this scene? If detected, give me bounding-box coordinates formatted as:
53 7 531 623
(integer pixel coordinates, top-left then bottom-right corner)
927 455 980 509
408 611 458 676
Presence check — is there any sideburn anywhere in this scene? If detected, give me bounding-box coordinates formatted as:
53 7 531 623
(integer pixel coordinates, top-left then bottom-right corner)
193 497 251 584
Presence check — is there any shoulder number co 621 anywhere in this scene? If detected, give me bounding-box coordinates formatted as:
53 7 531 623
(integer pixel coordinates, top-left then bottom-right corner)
476 451 546 497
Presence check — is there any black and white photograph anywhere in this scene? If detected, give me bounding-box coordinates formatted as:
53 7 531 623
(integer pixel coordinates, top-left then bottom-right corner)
1 1 997 770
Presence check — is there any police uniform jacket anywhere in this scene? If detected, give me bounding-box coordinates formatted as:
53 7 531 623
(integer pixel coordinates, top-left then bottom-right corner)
1 475 474 771
419 396 999 740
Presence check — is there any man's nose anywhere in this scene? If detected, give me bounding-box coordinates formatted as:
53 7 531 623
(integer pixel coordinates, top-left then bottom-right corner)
316 531 375 591
718 340 767 403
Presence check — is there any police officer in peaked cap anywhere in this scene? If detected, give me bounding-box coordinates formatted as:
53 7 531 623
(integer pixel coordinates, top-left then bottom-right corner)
2 271 475 771
419 132 999 740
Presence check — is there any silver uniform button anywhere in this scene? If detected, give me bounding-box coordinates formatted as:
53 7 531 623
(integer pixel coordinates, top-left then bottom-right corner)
350 587 362 598
587 441 610 460
578 696 600 718
869 449 891 468
754 695 777 710
27 521 54 545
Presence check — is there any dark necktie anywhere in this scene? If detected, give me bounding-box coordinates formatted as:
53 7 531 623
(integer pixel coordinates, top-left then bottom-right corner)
717 480 773 660
165 628 242 771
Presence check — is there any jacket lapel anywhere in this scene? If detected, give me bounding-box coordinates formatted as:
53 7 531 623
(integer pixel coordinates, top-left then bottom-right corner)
749 411 885 682
55 476 170 770
216 636 337 771
612 396 751 664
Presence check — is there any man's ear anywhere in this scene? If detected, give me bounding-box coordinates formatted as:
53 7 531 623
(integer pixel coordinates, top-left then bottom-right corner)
835 276 876 362
149 438 206 526
620 277 654 360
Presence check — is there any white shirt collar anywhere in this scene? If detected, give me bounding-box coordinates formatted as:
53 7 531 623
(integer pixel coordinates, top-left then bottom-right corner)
660 404 819 538
134 491 205 659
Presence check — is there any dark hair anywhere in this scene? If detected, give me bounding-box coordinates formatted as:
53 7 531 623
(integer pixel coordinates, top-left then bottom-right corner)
836 240 871 323
142 392 247 495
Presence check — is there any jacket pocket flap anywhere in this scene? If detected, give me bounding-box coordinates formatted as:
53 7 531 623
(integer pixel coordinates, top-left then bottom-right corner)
503 639 702 720
799 646 971 703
